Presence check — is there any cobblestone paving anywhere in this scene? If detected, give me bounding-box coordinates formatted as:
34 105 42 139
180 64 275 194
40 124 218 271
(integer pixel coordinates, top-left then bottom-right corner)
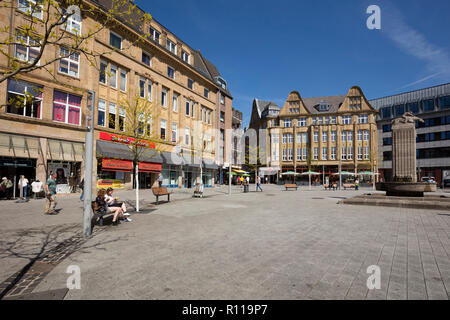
2 185 450 300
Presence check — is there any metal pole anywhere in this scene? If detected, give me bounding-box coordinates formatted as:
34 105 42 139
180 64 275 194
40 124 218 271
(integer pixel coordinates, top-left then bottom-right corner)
83 90 95 238
13 175 16 199
339 156 342 190
135 163 139 212
228 153 232 196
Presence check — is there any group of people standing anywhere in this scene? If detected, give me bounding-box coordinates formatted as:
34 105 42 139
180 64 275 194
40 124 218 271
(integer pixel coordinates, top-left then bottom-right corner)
0 176 45 200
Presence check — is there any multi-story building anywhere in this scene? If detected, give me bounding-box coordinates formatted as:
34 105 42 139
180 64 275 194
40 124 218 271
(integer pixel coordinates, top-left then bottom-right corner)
370 83 450 186
249 87 379 184
0 0 237 194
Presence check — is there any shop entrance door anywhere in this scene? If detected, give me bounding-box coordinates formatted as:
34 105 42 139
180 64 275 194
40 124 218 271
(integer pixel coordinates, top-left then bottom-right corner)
185 172 192 188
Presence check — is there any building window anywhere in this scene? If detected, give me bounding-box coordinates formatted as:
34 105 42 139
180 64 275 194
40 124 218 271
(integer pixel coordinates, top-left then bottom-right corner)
220 94 225 104
172 93 178 112
363 130 370 141
342 115 352 125
109 64 117 88
282 149 287 161
296 148 301 161
347 147 353 160
283 119 292 128
119 69 127 91
408 102 419 114
147 81 152 101
172 123 177 143
423 99 434 112
322 148 328 160
358 114 368 124
298 118 306 127
14 30 39 64
346 131 353 142
220 111 225 122
302 133 308 144
288 133 294 144
313 148 319 160
322 131 328 143
439 96 450 110
395 105 405 116
381 107 391 119
142 52 151 66
296 133 301 143
181 50 190 63
317 117 323 125
138 113 145 136
331 147 336 160
331 116 337 124
17 0 43 19
357 130 362 141
185 99 191 116
166 39 177 54
61 6 82 34
314 131 318 142
282 134 287 144
204 88 209 98
160 119 166 140
382 124 391 132
139 78 146 98
99 60 107 84
161 87 168 107
191 102 195 118
208 110 211 124
363 147 370 160
53 90 81 125
331 131 336 142
118 106 125 131
59 47 79 77
6 79 42 119
97 99 106 127
167 66 175 79
146 116 152 135
109 31 122 50
358 147 363 160
187 78 194 90
149 27 160 43
108 103 116 129
302 148 307 161
288 149 293 161
185 127 190 145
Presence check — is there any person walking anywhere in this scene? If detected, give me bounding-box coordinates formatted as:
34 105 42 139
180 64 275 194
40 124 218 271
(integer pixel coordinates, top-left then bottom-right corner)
79 178 84 201
2 177 13 199
158 173 163 187
256 175 263 192
18 175 29 200
45 173 58 215
355 178 360 191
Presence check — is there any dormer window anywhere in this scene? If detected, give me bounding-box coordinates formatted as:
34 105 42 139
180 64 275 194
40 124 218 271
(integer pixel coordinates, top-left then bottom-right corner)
166 39 177 55
181 50 190 64
318 100 330 112
149 27 160 43
215 76 227 90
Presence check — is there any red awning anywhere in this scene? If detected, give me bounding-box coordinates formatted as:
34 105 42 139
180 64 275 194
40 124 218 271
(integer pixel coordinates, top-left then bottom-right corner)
139 162 161 173
102 159 133 172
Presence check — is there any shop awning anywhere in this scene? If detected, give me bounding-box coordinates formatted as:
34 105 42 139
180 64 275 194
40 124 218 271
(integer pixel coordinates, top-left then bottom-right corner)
203 158 218 170
138 148 163 164
96 140 133 160
161 152 184 165
182 154 201 168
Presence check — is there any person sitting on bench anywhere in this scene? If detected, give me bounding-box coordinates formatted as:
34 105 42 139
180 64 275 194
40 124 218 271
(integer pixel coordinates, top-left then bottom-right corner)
96 189 122 226
105 188 131 222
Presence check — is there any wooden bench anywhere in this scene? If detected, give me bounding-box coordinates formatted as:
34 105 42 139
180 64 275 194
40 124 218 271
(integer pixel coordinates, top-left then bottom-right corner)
324 184 338 190
193 183 204 198
91 201 113 226
285 184 298 191
152 187 171 204
343 183 356 190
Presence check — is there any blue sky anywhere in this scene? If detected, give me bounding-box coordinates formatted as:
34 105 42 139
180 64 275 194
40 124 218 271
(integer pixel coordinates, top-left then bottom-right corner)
135 0 450 126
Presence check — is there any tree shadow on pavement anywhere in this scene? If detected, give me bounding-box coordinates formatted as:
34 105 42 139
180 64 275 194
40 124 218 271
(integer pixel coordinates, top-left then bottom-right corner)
0 223 125 299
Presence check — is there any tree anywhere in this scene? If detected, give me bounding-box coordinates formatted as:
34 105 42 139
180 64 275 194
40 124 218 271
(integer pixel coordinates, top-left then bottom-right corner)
190 120 213 187
0 0 152 84
244 142 266 190
119 93 165 212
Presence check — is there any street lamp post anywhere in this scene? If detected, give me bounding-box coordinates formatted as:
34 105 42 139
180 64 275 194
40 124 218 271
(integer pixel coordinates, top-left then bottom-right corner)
339 155 342 190
83 90 95 238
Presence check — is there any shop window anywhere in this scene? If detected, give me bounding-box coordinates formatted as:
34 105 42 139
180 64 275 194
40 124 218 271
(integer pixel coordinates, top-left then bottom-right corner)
53 90 81 125
6 79 42 118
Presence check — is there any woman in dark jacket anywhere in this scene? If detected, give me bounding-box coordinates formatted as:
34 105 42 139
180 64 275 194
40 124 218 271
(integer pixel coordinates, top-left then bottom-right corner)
96 189 122 226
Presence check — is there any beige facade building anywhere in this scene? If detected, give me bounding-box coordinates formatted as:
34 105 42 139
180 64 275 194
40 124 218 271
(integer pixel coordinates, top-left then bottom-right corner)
0 0 237 194
249 87 379 184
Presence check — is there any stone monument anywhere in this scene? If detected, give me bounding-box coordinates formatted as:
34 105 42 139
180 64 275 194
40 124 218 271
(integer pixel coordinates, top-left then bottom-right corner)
376 112 437 197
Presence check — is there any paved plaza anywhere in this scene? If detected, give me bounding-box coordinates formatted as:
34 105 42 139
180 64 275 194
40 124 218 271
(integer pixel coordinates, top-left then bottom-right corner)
1 185 450 300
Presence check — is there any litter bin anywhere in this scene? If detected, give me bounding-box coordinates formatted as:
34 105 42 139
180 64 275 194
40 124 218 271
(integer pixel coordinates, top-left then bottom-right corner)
244 184 249 193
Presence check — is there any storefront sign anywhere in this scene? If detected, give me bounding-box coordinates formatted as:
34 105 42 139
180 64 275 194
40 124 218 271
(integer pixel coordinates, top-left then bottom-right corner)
102 158 133 172
97 179 125 190
99 132 155 149
139 162 162 173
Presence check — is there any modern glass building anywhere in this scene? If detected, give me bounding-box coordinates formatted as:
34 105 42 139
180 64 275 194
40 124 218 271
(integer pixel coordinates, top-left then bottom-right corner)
370 83 450 186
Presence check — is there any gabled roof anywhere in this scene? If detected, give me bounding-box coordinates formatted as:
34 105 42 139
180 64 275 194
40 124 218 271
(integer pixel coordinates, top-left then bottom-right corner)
301 95 346 114
193 51 232 98
254 99 281 118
